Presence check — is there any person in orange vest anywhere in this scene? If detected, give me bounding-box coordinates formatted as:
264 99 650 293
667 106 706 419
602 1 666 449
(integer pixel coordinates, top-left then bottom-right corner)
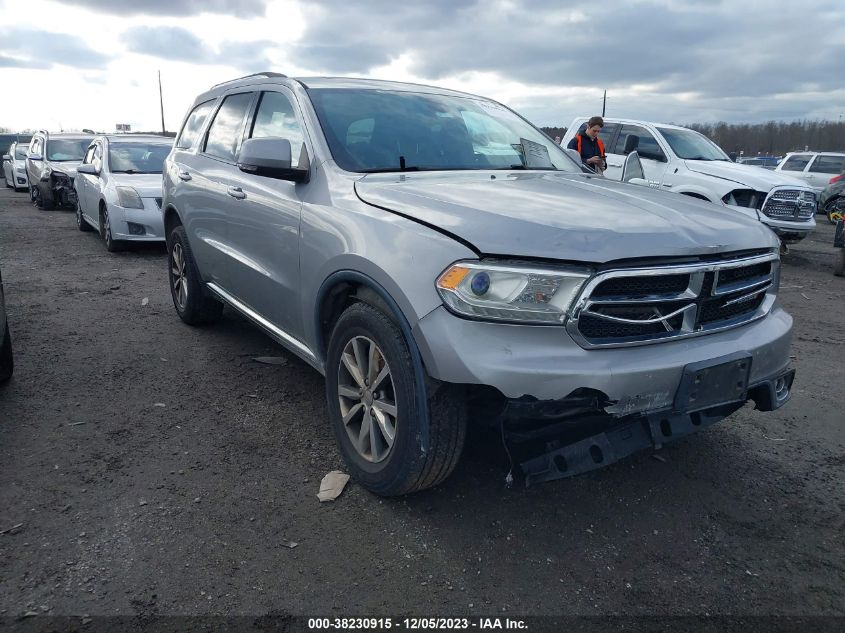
567 116 606 172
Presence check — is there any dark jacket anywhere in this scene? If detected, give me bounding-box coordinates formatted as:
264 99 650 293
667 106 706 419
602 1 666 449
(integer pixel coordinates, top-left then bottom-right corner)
567 133 606 169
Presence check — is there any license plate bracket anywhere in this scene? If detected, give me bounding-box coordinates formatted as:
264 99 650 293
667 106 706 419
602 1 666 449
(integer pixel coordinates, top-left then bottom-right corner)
674 352 752 413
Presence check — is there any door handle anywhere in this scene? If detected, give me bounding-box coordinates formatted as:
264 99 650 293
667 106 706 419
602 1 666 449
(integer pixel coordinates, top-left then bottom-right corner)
227 186 246 199
608 162 622 168
178 170 191 181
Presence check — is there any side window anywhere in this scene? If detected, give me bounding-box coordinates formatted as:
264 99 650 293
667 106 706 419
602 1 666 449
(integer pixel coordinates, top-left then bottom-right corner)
614 125 664 160
249 91 305 168
176 100 215 150
92 144 102 171
809 155 845 174
82 144 95 164
30 138 41 155
780 155 811 171
575 122 618 150
203 92 254 162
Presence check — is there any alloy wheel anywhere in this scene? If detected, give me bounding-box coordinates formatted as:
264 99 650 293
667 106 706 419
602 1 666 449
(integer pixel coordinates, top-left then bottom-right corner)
337 335 397 463
103 211 112 246
171 242 188 310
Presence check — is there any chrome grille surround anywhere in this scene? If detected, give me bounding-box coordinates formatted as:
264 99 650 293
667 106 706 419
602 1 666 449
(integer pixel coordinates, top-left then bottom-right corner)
761 187 817 221
566 252 780 349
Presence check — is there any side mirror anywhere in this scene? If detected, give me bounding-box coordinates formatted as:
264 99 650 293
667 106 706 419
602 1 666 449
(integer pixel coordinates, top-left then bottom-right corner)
623 134 639 155
237 137 309 183
78 164 100 176
728 151 738 162
2 154 10 161
622 151 645 182
28 153 43 161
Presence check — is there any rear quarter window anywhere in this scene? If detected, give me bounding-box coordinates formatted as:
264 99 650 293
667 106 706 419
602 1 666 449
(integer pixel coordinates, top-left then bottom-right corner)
176 100 215 150
780 155 812 171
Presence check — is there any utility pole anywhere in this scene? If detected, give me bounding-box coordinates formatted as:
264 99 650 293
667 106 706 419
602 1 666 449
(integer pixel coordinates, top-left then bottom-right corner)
158 70 166 135
602 90 606 117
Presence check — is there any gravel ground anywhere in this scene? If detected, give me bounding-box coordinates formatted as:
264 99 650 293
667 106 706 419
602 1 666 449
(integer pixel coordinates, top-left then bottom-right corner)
0 184 843 622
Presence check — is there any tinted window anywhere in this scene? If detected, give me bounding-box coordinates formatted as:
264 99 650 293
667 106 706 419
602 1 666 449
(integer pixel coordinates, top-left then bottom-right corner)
82 144 96 164
92 144 103 171
780 155 811 171
109 142 171 174
250 91 305 168
204 93 253 161
577 121 618 149
47 138 93 161
30 138 41 154
176 100 215 150
613 125 664 160
809 155 845 174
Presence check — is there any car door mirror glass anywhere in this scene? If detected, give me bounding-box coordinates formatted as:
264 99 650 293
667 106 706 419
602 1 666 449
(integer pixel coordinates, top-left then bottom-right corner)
622 151 645 182
237 137 309 183
2 155 10 161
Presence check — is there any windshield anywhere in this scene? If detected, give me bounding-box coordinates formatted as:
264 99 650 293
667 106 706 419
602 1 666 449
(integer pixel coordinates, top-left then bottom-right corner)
108 142 172 174
14 145 29 160
47 138 93 161
657 127 729 161
308 88 580 173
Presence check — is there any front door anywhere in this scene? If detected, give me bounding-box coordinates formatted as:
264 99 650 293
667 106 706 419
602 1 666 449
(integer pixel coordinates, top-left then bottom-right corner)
224 88 306 340
608 124 669 188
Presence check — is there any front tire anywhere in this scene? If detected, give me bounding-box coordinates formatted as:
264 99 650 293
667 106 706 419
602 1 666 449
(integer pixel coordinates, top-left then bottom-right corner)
33 183 54 210
100 206 124 252
834 249 845 277
167 225 223 325
76 201 93 232
326 302 466 496
0 322 13 384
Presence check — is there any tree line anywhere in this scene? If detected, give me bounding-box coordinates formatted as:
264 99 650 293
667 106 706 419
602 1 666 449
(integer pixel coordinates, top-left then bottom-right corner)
542 119 845 157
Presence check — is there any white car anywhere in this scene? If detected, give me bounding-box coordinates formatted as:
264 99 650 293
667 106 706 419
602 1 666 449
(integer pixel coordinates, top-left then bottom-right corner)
74 135 172 252
773 152 845 192
562 118 818 244
2 142 29 191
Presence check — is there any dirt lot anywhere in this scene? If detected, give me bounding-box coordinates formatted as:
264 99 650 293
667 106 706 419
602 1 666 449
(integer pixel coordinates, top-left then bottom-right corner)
0 183 843 623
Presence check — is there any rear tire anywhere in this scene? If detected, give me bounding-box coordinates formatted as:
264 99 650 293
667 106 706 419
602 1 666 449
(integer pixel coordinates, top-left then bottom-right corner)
167 225 223 325
325 302 466 496
0 322 13 384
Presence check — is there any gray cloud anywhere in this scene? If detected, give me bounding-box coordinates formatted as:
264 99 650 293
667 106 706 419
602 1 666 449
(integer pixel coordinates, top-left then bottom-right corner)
291 0 845 123
0 27 108 69
123 25 274 72
52 0 267 18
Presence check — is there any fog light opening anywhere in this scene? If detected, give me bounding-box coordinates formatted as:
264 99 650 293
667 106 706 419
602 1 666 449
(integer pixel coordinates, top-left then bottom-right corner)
775 376 788 399
660 419 673 437
553 455 568 473
589 445 603 464
127 222 146 236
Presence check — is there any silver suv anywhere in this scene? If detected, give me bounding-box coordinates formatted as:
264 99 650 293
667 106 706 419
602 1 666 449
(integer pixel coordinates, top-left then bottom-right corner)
25 130 94 209
163 73 795 495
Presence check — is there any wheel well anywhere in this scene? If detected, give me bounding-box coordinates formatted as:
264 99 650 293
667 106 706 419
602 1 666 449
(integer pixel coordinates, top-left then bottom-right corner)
164 206 182 240
317 281 396 361
680 191 711 202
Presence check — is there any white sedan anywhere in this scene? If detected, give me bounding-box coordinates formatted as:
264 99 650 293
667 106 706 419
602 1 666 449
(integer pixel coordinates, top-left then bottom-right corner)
3 142 29 191
74 135 172 252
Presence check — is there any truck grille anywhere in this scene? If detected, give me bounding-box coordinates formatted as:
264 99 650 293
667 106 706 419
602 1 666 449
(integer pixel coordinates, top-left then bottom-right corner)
761 188 816 221
568 253 779 348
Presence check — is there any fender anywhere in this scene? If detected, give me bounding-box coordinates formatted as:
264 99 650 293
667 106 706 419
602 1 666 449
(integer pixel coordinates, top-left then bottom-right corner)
316 270 431 453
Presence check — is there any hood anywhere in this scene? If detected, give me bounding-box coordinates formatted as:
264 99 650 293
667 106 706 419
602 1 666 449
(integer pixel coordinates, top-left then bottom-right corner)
685 160 809 191
110 173 163 198
50 161 81 179
355 171 778 263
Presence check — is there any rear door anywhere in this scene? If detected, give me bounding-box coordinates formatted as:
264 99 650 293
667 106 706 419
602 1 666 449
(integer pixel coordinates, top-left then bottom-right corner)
224 88 306 338
805 154 845 191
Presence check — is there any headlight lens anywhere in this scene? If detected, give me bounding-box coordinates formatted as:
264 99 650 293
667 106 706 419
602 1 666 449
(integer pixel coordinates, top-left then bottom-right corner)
116 186 144 209
436 261 591 324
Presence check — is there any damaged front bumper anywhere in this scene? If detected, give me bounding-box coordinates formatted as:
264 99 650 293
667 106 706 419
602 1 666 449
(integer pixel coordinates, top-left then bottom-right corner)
40 173 77 208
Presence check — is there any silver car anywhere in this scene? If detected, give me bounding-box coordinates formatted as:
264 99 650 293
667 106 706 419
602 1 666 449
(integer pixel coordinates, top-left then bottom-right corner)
163 73 795 495
75 135 172 252
3 142 29 191
25 131 94 209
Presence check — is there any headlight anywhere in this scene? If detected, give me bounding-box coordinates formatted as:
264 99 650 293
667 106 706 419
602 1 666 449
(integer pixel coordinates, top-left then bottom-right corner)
116 186 144 209
436 261 591 324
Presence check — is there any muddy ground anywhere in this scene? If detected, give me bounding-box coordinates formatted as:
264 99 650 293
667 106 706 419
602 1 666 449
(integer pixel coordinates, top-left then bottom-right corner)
0 183 843 624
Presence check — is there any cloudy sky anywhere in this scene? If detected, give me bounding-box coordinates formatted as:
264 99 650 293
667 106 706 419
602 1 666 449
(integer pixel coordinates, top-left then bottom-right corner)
1 0 843 134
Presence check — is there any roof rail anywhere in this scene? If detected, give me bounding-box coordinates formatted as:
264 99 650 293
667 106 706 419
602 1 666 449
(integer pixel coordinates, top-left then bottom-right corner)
210 71 287 89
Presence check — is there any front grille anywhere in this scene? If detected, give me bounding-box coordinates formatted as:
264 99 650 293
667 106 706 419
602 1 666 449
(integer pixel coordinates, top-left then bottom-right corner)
568 253 778 348
762 189 816 221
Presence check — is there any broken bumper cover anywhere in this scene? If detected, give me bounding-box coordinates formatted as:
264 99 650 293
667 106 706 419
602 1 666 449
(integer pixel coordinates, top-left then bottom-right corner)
413 305 793 412
519 365 795 485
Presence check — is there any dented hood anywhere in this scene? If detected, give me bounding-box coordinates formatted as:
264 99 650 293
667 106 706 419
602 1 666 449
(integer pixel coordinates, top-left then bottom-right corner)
685 159 809 191
54 162 82 179
355 171 778 262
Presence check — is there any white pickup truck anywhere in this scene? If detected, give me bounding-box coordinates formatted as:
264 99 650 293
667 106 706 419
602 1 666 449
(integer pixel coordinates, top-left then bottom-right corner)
562 117 817 243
